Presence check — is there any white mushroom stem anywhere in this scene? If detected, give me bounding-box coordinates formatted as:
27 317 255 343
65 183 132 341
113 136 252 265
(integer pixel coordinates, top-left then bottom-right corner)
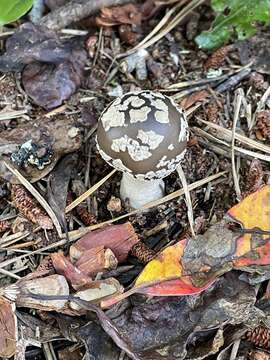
120 172 165 209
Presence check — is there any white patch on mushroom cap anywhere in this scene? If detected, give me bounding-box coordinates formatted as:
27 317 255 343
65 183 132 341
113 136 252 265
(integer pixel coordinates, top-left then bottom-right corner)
111 135 130 153
101 105 126 131
151 98 168 111
168 144 174 151
137 129 164 150
111 135 152 161
112 159 132 173
129 106 151 123
143 92 165 100
155 109 169 123
122 96 145 108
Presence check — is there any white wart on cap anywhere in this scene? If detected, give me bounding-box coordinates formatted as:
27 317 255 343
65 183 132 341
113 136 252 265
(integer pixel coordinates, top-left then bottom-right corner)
96 90 189 181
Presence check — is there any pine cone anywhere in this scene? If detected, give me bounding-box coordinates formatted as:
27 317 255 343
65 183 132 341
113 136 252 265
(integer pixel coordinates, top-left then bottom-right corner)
11 184 53 229
243 159 265 197
256 111 270 142
130 241 155 264
76 206 97 226
246 326 270 349
204 45 234 71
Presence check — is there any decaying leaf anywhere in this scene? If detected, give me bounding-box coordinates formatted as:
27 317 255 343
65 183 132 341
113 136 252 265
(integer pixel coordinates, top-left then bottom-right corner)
0 22 87 108
95 4 142 26
70 222 139 263
111 273 257 359
0 115 83 183
3 274 69 311
0 297 17 359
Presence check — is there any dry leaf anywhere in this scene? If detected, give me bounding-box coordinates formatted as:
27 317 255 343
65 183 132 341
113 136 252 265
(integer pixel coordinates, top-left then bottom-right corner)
180 90 210 109
96 4 142 26
3 274 69 311
0 297 17 358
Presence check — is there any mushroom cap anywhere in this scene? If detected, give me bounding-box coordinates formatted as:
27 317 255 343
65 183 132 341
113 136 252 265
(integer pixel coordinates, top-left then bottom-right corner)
96 90 189 181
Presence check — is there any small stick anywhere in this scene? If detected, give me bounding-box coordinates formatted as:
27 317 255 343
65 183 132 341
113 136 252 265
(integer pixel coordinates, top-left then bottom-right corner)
215 68 251 93
231 89 243 201
40 0 134 31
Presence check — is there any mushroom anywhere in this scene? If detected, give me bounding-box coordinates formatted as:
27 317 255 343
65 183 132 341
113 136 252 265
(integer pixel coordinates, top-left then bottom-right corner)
96 90 189 209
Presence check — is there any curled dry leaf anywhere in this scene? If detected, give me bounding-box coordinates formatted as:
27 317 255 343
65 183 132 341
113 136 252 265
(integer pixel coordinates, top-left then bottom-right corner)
0 297 17 359
0 116 83 183
51 252 92 290
95 4 142 26
11 184 53 230
75 246 118 277
70 222 139 263
3 274 69 311
0 22 87 109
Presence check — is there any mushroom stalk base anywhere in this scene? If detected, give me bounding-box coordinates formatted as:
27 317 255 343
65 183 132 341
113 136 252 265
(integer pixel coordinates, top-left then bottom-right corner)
120 173 165 209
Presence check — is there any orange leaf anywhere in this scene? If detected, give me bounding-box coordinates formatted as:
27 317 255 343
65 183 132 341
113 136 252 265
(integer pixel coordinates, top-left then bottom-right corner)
135 240 213 296
227 185 270 267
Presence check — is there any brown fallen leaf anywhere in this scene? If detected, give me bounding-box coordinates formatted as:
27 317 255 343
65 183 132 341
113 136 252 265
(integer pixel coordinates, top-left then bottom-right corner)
180 89 210 109
95 4 142 26
0 297 17 359
11 184 53 230
0 22 87 109
0 219 11 233
70 222 139 263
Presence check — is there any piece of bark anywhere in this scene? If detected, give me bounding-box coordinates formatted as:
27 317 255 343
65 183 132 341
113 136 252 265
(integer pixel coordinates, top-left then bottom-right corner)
75 246 118 277
51 252 92 290
70 222 139 263
40 0 134 31
3 275 69 311
0 297 17 359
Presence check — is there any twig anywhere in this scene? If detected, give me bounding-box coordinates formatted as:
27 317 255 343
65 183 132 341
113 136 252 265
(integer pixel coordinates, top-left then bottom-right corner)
215 68 251 93
231 89 243 201
40 0 134 31
65 169 117 213
176 165 195 237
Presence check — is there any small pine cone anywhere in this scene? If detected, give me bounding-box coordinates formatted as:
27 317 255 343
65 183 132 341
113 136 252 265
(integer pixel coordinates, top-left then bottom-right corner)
249 72 269 92
76 206 97 226
0 219 11 233
256 111 270 142
204 45 234 71
250 350 270 360
246 326 270 349
11 184 53 230
243 159 265 197
130 242 155 264
205 101 220 123
36 256 54 273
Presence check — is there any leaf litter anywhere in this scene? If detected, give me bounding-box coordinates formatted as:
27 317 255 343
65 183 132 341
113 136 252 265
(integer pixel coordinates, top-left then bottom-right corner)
0 0 270 359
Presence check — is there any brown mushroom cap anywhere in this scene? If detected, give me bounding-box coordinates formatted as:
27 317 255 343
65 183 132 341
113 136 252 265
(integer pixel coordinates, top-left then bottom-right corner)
96 90 189 180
